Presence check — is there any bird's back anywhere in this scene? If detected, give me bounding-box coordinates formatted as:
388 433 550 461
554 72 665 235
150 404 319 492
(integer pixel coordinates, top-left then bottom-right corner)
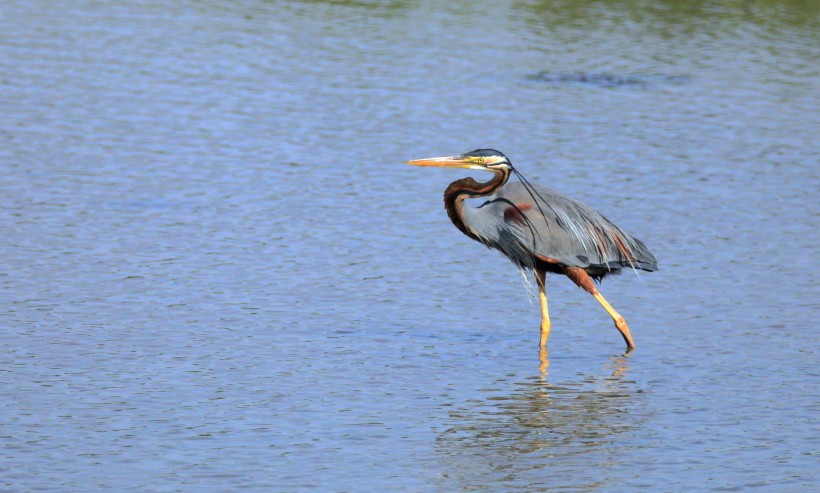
467 181 657 275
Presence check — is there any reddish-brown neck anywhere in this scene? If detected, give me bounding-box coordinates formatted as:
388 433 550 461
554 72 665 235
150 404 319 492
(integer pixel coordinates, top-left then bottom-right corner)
443 168 510 241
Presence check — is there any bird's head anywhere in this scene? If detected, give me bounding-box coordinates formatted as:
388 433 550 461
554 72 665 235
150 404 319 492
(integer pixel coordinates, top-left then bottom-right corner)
406 149 512 172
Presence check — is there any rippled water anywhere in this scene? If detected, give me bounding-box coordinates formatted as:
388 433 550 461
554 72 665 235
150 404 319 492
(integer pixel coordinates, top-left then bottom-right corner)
1 1 818 491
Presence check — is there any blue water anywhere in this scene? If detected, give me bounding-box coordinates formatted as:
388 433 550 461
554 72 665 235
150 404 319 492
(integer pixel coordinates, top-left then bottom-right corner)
1 1 818 491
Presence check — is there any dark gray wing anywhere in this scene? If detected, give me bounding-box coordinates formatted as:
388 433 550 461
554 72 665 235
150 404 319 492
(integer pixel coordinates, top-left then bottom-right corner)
485 182 657 272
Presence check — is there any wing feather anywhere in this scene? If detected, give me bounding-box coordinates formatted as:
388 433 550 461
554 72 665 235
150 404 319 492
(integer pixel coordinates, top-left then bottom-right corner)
492 182 658 272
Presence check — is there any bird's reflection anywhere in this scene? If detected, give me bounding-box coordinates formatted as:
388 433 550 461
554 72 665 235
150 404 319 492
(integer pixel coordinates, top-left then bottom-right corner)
538 346 550 376
435 350 642 491
539 347 631 380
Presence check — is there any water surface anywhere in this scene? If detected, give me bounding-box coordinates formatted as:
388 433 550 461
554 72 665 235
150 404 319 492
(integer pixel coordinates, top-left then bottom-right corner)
1 0 818 491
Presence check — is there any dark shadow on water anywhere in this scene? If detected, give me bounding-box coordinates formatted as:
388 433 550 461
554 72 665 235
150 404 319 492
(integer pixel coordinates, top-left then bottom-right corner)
436 350 644 491
525 71 692 89
283 0 409 14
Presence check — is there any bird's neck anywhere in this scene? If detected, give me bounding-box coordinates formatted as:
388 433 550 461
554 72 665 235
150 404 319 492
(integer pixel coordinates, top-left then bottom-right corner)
443 168 510 241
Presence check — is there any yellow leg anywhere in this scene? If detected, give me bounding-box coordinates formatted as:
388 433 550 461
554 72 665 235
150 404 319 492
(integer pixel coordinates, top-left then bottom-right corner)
536 268 551 348
592 292 635 351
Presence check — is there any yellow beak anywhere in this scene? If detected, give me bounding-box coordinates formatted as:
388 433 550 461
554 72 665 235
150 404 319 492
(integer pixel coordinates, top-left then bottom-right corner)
405 156 484 170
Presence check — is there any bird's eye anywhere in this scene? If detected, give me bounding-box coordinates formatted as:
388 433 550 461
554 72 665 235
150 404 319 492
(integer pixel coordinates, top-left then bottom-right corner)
475 157 486 164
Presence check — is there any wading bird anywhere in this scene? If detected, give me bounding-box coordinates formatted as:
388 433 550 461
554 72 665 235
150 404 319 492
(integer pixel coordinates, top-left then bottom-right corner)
407 149 657 351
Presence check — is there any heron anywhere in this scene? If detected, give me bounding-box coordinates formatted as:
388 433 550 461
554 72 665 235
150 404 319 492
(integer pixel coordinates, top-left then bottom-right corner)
407 149 657 351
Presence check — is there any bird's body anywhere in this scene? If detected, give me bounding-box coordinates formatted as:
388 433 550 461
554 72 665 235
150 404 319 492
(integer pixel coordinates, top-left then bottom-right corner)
459 180 657 278
408 149 657 351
